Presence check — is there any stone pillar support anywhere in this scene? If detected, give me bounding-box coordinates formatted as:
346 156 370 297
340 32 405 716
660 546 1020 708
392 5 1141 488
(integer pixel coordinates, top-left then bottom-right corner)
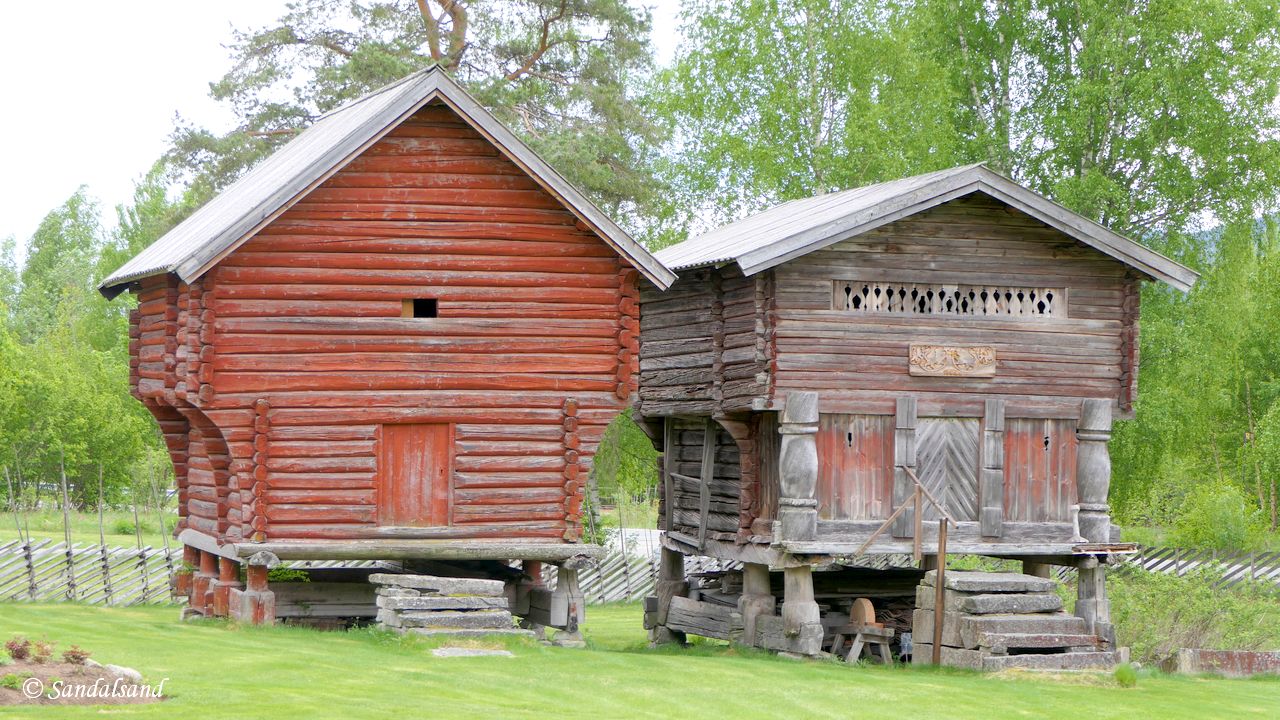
777 392 819 542
738 562 775 648
1075 399 1113 543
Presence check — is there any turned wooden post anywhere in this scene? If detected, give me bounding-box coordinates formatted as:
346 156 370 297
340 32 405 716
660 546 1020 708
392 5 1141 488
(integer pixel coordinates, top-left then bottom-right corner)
777 392 819 542
212 556 241 618
651 547 687 645
781 564 823 655
738 562 775 647
1075 399 1113 543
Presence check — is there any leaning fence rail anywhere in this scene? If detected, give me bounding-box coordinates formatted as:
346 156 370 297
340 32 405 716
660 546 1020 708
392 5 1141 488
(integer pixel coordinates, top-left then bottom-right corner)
1 541 1277 607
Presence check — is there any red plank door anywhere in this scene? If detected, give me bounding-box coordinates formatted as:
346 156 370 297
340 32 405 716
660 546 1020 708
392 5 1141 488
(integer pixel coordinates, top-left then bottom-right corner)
378 423 452 526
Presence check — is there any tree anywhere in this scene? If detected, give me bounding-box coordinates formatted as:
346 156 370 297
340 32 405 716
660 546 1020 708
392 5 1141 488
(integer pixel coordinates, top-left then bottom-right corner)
650 0 963 242
909 0 1280 236
168 0 663 228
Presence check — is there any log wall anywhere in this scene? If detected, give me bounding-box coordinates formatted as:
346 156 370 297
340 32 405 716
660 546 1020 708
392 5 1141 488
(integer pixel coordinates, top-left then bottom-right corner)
665 418 742 542
638 265 771 417
127 100 639 547
772 193 1138 418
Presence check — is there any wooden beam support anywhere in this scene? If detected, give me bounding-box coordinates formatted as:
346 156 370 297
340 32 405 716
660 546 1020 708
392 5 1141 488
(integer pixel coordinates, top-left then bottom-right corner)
651 546 687 646
781 564 823 656
738 562 775 647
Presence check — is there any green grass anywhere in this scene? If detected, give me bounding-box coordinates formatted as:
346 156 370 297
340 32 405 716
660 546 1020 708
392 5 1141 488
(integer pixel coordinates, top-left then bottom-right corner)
1 603 1276 719
0 509 175 549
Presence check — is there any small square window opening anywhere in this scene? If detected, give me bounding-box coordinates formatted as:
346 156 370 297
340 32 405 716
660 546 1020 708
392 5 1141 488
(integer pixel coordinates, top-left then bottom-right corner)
402 298 438 318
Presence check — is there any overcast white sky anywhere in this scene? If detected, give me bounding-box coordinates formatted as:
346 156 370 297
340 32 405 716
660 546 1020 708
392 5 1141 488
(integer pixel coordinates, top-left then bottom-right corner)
0 1 683 254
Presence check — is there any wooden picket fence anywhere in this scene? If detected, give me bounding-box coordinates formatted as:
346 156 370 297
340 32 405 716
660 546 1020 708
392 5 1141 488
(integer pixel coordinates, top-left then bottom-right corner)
2 541 1277 607
0 540 175 604
1123 546 1280 587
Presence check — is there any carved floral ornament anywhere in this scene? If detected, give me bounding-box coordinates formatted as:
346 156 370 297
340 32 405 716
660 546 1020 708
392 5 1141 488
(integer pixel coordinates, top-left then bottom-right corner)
908 344 997 377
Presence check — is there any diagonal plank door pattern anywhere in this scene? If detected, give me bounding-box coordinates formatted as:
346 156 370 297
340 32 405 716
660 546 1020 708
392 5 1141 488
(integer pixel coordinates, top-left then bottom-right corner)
915 418 980 521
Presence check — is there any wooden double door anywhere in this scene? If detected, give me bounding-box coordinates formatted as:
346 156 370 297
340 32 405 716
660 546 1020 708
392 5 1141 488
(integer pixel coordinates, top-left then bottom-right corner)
817 414 980 522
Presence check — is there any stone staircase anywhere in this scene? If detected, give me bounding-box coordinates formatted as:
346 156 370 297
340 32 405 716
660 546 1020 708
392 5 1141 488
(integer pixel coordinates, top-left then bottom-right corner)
371 573 534 638
911 570 1115 671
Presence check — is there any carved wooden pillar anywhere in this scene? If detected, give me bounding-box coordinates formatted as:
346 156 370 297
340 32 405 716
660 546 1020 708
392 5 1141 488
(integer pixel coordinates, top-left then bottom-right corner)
1075 399 1113 543
892 397 918 537
781 565 823 655
650 547 687 646
777 392 819 542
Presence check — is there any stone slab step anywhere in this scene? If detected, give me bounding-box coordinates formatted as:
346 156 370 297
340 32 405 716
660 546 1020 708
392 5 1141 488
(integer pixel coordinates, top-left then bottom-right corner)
912 610 1088 649
913 644 1116 671
916 587 1063 614
401 627 536 639
977 633 1103 654
369 573 506 597
378 609 515 630
921 570 1056 594
377 595 509 611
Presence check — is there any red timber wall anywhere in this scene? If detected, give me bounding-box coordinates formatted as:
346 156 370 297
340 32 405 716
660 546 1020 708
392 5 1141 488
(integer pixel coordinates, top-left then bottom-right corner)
128 100 641 546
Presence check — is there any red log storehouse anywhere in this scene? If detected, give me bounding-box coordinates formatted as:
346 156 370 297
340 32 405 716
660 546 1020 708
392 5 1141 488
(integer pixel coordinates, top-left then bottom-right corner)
101 68 674 627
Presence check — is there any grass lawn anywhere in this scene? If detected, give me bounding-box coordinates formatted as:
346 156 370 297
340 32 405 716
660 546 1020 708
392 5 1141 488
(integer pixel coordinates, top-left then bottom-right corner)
1 603 1276 719
0 509 175 550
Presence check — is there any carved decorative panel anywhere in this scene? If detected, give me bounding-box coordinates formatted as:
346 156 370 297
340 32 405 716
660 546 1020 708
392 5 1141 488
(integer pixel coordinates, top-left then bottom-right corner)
908 344 997 377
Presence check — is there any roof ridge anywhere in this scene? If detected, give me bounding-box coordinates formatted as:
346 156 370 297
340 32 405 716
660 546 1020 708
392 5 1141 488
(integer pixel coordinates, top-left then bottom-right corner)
315 66 441 121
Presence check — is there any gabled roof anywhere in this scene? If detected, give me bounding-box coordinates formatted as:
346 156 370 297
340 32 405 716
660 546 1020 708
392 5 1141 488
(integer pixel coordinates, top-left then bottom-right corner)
101 67 675 298
657 164 1199 292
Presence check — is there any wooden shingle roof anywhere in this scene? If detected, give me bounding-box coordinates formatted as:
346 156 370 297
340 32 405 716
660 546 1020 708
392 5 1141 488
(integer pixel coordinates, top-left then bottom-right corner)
101 67 675 298
657 164 1198 292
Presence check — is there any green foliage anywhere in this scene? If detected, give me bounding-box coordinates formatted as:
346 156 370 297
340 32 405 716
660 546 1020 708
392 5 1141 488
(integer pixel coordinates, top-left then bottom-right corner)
1113 662 1138 688
266 568 311 584
0 673 22 690
1108 565 1280 665
590 415 658 499
1170 485 1268 552
649 0 961 245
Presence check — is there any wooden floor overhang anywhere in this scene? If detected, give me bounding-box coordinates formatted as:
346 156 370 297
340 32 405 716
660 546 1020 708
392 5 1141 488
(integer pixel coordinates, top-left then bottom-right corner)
178 529 604 563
